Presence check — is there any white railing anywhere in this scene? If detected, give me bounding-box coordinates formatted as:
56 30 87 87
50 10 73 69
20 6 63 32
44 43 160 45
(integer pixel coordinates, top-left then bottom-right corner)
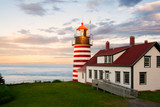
92 79 138 98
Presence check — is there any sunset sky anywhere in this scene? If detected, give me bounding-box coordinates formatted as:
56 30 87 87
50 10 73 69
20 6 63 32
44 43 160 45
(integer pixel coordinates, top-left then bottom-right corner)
0 0 160 64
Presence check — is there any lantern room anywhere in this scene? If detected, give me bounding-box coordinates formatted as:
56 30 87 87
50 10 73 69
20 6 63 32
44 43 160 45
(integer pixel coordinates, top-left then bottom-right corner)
76 22 88 36
73 22 92 45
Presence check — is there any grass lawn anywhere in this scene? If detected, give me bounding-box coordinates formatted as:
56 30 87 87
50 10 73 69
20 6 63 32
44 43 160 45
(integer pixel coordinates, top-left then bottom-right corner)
1 82 128 107
0 85 14 104
138 91 160 103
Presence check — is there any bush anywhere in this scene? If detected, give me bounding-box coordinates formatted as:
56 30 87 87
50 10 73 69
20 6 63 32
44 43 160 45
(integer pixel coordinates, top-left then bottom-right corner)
52 80 62 83
43 81 51 83
0 85 14 105
34 80 41 83
0 73 5 85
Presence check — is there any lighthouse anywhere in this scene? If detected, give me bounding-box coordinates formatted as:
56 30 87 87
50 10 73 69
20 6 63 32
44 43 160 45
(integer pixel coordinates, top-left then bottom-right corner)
72 22 92 82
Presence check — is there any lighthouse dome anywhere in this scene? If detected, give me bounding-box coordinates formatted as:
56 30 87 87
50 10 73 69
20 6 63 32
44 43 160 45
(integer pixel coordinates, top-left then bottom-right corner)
76 22 88 30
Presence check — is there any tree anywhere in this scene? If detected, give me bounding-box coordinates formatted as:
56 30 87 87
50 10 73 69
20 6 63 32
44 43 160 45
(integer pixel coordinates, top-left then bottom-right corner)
0 73 5 84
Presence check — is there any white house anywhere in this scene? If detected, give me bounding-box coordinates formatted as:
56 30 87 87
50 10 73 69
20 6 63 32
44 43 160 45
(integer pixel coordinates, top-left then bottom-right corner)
77 36 160 91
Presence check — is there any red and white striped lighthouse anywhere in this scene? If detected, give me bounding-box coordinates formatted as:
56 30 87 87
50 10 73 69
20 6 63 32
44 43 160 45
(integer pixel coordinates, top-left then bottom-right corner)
72 22 92 82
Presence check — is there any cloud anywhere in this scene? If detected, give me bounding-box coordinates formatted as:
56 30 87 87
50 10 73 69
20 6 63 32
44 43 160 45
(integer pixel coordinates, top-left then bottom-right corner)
115 19 160 36
14 34 59 44
39 27 56 33
56 26 74 35
43 0 66 4
136 1 160 15
63 18 80 26
53 6 61 11
18 0 78 16
18 29 30 34
119 0 142 7
86 0 101 11
88 1 160 39
43 0 78 4
135 1 160 21
93 25 113 35
19 3 46 16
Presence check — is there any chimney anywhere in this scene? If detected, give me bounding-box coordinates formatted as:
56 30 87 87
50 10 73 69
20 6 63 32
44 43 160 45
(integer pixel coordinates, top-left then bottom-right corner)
130 36 135 46
144 40 148 44
106 41 110 50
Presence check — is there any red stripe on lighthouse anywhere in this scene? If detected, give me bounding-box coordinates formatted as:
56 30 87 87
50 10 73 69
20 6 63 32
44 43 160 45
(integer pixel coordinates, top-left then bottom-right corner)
74 50 90 53
74 46 90 48
73 79 78 82
74 60 89 62
74 55 90 57
73 65 83 67
73 75 78 77
73 70 78 73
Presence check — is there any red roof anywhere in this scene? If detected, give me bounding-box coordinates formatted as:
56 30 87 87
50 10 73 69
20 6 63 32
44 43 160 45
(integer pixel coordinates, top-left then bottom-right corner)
76 22 88 30
77 66 86 72
97 46 129 56
85 42 159 66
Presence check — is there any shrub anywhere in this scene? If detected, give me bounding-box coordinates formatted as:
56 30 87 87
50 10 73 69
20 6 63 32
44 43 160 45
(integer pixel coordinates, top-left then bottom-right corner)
0 85 14 105
0 73 5 85
34 80 41 83
52 80 62 83
43 81 51 83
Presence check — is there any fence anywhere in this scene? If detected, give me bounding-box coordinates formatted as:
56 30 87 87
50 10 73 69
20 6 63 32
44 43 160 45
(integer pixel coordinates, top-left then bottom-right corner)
92 79 138 98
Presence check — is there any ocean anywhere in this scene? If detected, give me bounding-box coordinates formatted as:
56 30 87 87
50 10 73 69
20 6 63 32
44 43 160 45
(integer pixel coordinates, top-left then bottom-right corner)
0 64 73 84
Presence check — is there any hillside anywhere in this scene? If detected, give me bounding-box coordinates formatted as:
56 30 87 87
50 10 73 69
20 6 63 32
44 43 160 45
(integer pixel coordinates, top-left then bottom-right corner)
1 82 128 107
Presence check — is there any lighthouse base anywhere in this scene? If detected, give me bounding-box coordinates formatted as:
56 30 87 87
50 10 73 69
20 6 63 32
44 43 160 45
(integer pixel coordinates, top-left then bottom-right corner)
73 79 78 82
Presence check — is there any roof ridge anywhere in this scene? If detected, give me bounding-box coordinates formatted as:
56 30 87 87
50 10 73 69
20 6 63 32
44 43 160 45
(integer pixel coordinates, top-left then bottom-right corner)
100 42 156 51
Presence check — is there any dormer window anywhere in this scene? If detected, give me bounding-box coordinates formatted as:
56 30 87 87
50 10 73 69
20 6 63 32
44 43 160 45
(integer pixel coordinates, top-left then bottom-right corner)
97 55 113 64
105 56 112 63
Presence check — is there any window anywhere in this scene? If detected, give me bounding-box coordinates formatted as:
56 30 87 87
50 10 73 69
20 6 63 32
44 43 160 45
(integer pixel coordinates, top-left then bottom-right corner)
115 71 120 83
104 56 112 63
89 70 92 79
157 56 160 67
108 56 112 63
140 72 146 85
80 29 84 36
105 71 109 80
104 56 107 63
144 56 151 67
82 72 84 79
99 70 103 80
124 72 129 84
94 70 98 79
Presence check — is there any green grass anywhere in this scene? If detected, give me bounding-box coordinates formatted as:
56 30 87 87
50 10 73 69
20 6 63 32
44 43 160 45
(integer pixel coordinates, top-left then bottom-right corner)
1 82 128 107
0 85 14 104
138 91 160 103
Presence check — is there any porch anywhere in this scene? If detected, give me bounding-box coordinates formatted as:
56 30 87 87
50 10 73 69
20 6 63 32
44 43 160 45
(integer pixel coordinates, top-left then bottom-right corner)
92 79 138 98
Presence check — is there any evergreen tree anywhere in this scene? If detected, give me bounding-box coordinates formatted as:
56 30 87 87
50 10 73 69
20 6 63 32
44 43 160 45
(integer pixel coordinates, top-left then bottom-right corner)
0 73 5 84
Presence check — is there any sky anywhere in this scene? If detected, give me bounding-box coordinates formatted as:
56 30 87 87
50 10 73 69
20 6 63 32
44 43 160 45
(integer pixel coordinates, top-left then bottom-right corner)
0 0 160 64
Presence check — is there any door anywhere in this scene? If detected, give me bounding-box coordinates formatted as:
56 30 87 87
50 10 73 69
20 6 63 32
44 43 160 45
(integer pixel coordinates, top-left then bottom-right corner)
105 71 109 81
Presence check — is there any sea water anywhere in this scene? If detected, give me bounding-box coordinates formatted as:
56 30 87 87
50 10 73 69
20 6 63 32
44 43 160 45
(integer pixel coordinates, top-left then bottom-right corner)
0 64 73 84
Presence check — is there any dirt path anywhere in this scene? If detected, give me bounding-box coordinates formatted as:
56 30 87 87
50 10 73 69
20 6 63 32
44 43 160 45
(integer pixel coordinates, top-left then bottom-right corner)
128 98 160 107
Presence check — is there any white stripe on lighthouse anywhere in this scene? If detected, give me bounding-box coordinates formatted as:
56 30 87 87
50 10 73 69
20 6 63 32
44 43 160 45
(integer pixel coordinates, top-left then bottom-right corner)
74 52 90 55
74 57 90 60
73 72 78 75
73 62 86 65
74 48 90 51
73 77 78 79
73 67 82 70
